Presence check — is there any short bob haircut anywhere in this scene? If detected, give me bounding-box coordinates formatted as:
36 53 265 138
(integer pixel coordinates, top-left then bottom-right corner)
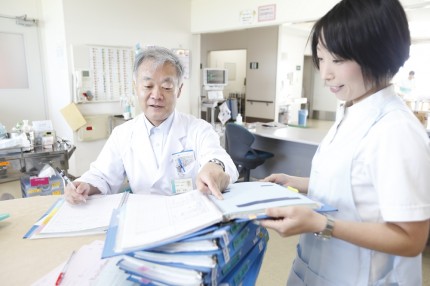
133 46 185 85
311 0 411 86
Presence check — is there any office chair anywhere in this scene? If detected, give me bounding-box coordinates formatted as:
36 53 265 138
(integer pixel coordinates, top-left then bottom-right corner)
225 123 274 182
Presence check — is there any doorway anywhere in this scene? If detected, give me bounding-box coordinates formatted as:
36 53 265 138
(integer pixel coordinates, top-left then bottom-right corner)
206 50 247 121
0 17 47 130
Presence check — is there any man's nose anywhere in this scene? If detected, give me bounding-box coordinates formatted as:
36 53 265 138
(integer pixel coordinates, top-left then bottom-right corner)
150 86 162 99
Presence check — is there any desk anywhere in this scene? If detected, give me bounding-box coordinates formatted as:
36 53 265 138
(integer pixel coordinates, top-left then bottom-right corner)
0 196 104 285
248 120 333 178
0 195 294 286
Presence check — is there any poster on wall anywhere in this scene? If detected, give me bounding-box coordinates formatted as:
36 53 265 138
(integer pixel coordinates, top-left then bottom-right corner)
258 4 276 22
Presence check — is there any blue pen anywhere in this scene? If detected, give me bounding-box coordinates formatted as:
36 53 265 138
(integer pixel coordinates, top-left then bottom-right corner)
178 158 186 173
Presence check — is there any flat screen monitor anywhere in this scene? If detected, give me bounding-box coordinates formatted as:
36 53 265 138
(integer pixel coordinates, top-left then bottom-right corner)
203 68 228 90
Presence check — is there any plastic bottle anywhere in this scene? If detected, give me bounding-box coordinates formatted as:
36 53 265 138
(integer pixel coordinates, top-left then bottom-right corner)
0 123 6 139
22 120 34 150
236 113 243 125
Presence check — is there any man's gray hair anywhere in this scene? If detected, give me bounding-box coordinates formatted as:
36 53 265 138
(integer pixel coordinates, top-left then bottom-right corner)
133 46 185 85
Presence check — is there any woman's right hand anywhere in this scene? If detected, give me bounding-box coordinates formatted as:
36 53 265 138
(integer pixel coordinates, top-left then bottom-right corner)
261 173 309 193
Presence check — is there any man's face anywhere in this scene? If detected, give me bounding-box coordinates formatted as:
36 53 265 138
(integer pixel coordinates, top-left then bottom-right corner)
134 60 182 126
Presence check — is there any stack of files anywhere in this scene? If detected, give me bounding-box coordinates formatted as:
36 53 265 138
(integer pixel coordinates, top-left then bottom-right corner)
100 182 335 285
116 220 269 285
102 182 321 257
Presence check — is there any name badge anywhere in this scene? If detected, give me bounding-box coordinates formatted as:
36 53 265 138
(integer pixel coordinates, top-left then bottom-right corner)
171 150 195 194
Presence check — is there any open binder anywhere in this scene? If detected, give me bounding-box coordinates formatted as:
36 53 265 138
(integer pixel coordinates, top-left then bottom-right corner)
102 181 321 256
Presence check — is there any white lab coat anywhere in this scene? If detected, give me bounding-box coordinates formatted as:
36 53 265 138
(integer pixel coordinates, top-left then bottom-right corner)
287 86 430 285
79 111 238 195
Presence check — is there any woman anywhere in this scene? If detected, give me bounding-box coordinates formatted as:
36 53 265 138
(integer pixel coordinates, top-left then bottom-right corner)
260 0 430 285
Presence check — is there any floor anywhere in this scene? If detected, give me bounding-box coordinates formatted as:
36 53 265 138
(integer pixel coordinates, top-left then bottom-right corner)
256 231 430 286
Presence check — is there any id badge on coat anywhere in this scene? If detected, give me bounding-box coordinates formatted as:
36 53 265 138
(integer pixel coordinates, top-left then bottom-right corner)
171 150 195 194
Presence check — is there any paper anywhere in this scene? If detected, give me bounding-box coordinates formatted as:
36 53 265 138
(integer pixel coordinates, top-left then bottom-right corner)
31 240 131 286
25 193 126 239
104 182 323 256
115 190 223 253
60 103 87 131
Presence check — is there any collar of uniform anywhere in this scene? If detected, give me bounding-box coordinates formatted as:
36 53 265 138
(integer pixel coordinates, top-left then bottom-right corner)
143 112 175 137
346 84 395 120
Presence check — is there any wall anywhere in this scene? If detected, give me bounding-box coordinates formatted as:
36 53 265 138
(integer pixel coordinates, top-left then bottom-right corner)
3 0 342 177
41 0 192 176
191 0 340 34
201 26 279 120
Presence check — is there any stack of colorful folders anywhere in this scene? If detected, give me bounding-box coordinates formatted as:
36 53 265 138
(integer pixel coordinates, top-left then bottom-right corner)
114 220 268 286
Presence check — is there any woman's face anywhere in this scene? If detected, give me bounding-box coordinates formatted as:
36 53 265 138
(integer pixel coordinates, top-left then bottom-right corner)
316 42 374 104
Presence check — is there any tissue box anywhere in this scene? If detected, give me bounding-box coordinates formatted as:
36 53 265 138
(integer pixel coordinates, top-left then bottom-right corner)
21 174 64 198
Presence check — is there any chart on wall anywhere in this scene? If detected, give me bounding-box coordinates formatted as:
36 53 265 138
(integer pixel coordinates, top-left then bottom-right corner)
74 45 135 103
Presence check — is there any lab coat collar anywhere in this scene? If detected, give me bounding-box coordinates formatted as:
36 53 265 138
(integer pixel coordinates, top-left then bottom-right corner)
162 111 188 157
133 111 189 188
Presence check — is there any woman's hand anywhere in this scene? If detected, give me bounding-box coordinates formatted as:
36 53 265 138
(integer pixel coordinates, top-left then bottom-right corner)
259 206 327 237
261 173 310 193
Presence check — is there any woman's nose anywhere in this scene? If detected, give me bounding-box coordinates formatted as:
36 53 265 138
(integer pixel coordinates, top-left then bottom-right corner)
319 64 334 81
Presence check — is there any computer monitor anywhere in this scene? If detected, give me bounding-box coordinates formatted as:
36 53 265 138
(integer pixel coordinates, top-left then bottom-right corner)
203 68 228 90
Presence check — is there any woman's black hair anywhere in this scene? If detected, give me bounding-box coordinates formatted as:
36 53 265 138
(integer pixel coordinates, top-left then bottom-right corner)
311 0 411 86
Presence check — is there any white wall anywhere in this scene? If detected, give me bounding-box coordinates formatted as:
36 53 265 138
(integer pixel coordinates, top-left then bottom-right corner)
191 0 339 33
4 0 192 177
2 0 344 177
60 0 192 176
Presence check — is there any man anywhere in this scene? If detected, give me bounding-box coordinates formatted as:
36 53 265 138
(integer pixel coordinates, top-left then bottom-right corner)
65 46 238 204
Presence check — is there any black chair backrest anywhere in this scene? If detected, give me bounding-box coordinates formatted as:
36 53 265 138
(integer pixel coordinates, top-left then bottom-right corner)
225 123 254 159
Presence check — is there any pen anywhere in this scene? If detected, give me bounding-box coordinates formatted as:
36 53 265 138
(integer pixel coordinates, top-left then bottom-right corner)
55 250 76 286
178 158 186 173
56 167 86 203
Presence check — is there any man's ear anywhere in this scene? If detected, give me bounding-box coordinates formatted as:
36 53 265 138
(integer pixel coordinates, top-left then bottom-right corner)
177 83 183 98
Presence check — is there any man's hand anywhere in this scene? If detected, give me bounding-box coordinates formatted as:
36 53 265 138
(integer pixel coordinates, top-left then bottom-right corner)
196 162 230 200
64 181 93 204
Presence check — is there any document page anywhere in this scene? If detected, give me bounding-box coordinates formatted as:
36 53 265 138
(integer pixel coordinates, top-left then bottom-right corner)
116 190 223 252
35 193 125 237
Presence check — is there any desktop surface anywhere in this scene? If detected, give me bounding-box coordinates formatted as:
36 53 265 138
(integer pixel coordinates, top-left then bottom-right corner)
0 196 104 285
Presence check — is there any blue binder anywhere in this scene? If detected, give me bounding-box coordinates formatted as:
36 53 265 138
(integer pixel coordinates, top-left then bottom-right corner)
117 226 269 285
128 222 264 272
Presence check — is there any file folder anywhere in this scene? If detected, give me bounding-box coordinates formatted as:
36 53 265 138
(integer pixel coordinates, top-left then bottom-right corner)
118 227 269 286
103 182 322 256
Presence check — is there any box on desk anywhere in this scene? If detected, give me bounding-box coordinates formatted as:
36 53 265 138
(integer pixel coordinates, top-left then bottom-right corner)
20 174 64 197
